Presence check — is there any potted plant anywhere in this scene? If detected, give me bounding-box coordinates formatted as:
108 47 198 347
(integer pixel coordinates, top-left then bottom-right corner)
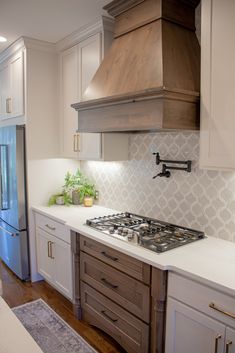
79 181 96 207
63 169 84 205
48 192 72 206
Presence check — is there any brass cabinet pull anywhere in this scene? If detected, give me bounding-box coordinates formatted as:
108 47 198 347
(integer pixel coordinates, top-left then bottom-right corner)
209 302 235 320
47 241 50 258
214 334 222 353
45 224 56 231
73 134 77 152
73 134 80 152
101 310 118 323
101 278 118 289
77 134 80 152
6 98 12 113
49 241 55 259
226 341 232 353
101 251 118 262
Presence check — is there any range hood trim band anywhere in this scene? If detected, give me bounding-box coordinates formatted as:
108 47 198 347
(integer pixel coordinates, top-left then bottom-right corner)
72 88 199 112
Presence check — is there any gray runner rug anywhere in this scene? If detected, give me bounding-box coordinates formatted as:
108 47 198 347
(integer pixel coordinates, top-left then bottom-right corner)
12 299 97 353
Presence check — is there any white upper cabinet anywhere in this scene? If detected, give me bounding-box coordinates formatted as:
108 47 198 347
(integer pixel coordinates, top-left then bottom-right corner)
0 50 24 121
78 33 101 101
59 18 129 161
200 0 235 170
60 46 78 159
10 50 24 119
0 62 10 119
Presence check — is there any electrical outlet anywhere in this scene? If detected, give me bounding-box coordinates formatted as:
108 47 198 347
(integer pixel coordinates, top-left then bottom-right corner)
95 190 99 200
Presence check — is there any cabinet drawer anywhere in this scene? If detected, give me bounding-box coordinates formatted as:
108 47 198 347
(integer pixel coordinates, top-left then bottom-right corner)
168 272 235 328
80 235 150 284
80 252 150 323
81 282 149 353
35 213 70 244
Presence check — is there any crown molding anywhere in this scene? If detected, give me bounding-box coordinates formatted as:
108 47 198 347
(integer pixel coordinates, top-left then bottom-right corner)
0 37 25 63
56 16 114 52
0 36 56 64
23 37 56 53
103 0 144 17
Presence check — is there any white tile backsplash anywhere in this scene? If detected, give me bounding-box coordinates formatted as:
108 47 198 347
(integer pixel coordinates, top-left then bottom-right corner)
81 132 235 242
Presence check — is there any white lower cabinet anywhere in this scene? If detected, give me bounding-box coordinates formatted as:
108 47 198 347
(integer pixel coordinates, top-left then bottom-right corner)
165 273 235 353
35 214 72 300
165 298 225 353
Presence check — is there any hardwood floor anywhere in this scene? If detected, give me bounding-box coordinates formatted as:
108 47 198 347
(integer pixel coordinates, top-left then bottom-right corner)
0 260 126 353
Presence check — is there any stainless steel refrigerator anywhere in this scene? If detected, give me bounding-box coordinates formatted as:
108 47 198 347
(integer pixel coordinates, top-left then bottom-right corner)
0 125 30 280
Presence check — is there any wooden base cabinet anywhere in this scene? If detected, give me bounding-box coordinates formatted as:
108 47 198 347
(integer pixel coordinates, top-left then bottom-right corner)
166 273 235 353
35 213 72 300
72 234 167 353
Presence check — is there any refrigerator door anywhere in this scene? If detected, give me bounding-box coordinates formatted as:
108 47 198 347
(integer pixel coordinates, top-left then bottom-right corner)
0 219 29 279
0 125 27 231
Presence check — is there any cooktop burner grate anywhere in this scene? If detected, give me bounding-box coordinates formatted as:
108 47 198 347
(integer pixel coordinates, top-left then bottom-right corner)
86 212 205 253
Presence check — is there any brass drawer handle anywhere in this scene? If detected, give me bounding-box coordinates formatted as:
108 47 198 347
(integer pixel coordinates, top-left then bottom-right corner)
49 241 55 259
73 134 79 152
101 310 118 323
47 241 50 258
214 334 222 353
226 341 232 353
45 224 56 231
101 251 118 262
209 302 235 320
101 278 118 289
6 98 12 113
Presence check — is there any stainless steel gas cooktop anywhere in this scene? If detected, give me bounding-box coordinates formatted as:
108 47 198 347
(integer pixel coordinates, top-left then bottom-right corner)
86 212 205 253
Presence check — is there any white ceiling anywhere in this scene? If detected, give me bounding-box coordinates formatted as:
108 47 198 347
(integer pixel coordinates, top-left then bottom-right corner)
0 0 111 53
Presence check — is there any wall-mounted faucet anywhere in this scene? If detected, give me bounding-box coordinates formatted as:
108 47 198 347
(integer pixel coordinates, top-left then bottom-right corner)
153 153 192 178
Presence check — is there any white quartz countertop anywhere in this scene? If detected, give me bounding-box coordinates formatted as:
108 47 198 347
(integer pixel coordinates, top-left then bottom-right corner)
32 205 235 297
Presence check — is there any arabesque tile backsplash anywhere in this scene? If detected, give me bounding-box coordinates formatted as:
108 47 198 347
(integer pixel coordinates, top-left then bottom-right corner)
81 132 235 243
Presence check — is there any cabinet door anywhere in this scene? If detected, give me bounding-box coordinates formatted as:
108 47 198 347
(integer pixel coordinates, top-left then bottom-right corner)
36 229 54 282
53 237 72 300
10 50 24 118
0 62 10 119
77 33 102 160
60 46 78 158
165 298 225 353
200 0 235 169
226 328 235 353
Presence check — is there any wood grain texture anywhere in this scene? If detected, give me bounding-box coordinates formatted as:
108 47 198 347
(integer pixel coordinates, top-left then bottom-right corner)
0 260 126 353
73 0 200 133
71 231 81 319
80 235 151 284
81 281 149 353
113 0 197 38
150 268 167 353
80 251 150 323
73 92 199 132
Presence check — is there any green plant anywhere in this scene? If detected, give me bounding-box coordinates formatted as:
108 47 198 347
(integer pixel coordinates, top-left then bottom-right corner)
63 169 84 193
48 192 72 206
79 181 96 203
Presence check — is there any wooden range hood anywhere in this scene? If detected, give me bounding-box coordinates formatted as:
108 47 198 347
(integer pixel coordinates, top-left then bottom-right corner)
72 0 200 132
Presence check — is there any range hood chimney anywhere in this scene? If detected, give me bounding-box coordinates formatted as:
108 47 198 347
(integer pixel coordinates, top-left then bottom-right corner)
72 0 200 132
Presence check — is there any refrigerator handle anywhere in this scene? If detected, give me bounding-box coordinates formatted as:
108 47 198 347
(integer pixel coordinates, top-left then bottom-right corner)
0 144 9 210
0 224 18 237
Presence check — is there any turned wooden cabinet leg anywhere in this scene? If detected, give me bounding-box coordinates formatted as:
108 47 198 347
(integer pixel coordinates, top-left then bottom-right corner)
71 231 81 319
150 268 168 353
